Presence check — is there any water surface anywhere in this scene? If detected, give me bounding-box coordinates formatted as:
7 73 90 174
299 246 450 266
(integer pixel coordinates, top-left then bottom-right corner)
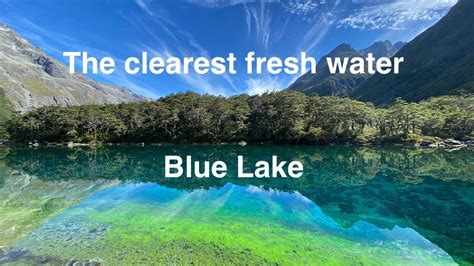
0 146 472 265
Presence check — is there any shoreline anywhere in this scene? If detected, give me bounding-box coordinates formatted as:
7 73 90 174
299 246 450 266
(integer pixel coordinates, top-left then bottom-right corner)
1 138 472 149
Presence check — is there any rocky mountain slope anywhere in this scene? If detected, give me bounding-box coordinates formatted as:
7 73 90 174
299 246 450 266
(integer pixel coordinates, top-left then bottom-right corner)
0 88 13 122
287 41 405 96
0 24 144 113
352 0 474 105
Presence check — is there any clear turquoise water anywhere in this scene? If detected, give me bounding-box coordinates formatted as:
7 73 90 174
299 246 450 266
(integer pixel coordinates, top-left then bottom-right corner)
0 146 473 265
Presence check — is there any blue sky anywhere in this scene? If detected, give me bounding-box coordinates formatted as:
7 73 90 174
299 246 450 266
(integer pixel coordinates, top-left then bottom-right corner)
0 0 456 98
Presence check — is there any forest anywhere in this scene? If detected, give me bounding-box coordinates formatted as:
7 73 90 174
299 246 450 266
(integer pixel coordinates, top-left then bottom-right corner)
1 91 473 145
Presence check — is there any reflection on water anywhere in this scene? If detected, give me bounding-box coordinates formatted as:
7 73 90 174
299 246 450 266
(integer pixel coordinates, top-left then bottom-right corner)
0 146 473 265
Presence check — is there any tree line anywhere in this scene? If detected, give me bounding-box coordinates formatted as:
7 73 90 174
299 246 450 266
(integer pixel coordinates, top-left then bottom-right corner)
2 91 473 144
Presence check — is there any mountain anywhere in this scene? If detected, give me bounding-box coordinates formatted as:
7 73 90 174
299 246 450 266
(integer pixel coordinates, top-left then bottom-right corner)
360 41 405 58
0 24 144 113
353 0 474 105
0 88 13 122
287 41 405 96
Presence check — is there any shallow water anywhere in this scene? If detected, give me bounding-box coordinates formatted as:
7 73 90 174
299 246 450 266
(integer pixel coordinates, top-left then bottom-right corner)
0 146 473 265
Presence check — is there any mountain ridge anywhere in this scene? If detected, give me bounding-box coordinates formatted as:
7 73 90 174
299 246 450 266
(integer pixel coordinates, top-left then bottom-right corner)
352 0 474 105
0 24 145 113
287 40 405 96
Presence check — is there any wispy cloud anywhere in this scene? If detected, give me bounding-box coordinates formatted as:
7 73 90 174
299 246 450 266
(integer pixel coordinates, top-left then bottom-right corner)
296 0 341 52
124 6 239 96
338 0 456 30
105 72 160 99
243 1 272 48
0 15 159 98
0 16 79 56
185 0 264 8
245 76 284 95
281 0 320 18
187 0 455 52
186 0 291 49
298 11 336 52
134 0 154 16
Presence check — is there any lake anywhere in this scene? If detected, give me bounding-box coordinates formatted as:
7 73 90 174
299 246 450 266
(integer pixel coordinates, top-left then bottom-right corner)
0 145 473 265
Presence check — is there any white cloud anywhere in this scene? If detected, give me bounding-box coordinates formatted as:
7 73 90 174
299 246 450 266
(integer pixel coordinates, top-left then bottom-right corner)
181 73 234 96
338 0 456 30
298 0 341 52
281 0 319 16
245 76 284 95
186 0 275 9
243 2 272 48
298 12 334 52
105 73 159 99
130 4 238 95
125 17 239 96
184 0 340 51
134 0 154 16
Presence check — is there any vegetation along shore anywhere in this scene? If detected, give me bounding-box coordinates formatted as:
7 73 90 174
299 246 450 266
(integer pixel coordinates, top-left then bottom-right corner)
0 91 472 147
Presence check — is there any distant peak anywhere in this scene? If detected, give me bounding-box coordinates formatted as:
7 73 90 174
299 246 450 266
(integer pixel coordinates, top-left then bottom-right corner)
330 43 356 55
335 43 353 50
0 23 10 30
367 40 392 49
374 40 392 45
361 40 405 58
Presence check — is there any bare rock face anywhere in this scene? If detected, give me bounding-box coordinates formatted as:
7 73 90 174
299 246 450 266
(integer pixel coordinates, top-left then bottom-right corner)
33 55 65 78
0 24 145 112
